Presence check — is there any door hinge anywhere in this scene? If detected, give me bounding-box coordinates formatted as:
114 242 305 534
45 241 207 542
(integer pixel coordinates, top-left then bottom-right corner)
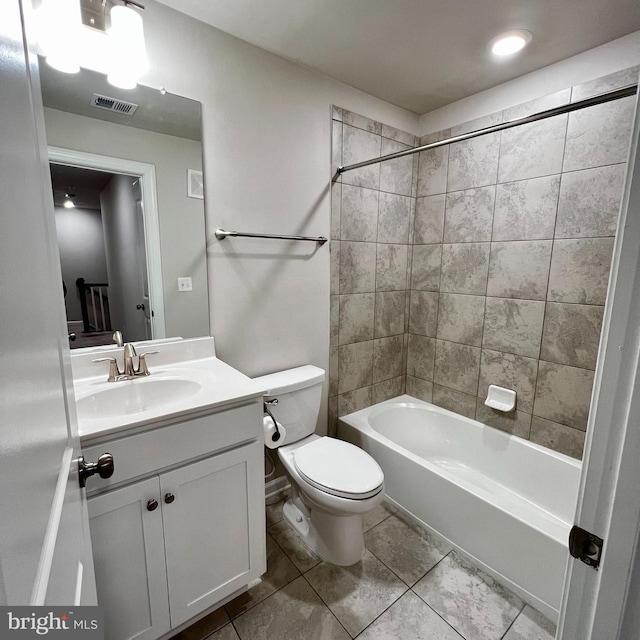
569 525 604 569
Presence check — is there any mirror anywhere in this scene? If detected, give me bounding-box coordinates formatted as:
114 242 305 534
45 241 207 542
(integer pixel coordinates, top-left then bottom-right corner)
39 59 210 348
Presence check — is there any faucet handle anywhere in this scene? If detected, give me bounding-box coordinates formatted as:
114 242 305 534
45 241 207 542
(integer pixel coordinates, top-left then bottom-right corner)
92 357 121 382
137 351 159 376
112 330 123 347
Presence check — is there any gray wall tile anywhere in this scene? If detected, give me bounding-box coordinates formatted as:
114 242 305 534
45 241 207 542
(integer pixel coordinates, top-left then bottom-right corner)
540 303 604 370
417 147 448 197
338 341 373 394
571 66 640 102
533 361 594 430
414 194 445 244
437 293 485 346
329 346 339 397
338 386 373 416
435 340 481 395
556 164 625 238
330 240 340 293
341 185 379 242
373 335 404 383
432 384 476 419
498 115 567 183
380 138 413 196
478 349 538 413
563 96 635 172
487 240 552 300
475 400 531 438
547 238 614 305
450 112 502 136
342 110 382 134
411 245 441 291
381 124 417 147
530 416 586 459
339 293 375 345
342 124 381 189
374 291 405 338
408 290 439 337
378 192 411 243
406 376 433 402
339 241 376 293
503 90 571 121
330 295 339 346
376 244 408 291
440 243 490 294
331 183 341 240
373 377 404 404
406 334 435 381
493 175 560 241
483 297 545 358
444 186 495 243
448 133 500 191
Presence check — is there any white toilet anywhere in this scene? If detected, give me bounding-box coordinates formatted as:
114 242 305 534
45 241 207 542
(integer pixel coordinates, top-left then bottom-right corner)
254 365 384 566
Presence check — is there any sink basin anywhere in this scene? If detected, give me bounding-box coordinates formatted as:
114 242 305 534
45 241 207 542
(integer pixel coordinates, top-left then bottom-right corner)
77 377 203 420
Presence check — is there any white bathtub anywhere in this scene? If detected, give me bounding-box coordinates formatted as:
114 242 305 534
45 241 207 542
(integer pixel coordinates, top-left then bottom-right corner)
338 395 581 621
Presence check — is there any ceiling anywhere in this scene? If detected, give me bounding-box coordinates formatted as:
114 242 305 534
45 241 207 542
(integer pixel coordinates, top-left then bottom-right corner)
156 0 640 114
50 164 116 210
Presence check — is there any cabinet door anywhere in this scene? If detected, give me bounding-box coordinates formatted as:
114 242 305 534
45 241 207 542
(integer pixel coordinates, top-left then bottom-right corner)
162 442 266 627
88 478 170 640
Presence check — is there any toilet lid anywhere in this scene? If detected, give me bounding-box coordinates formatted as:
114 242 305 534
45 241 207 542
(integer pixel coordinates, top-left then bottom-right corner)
293 437 384 499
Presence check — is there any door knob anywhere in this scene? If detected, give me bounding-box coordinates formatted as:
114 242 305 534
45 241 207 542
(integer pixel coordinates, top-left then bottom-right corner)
164 493 175 504
147 499 158 511
136 303 145 311
78 453 114 488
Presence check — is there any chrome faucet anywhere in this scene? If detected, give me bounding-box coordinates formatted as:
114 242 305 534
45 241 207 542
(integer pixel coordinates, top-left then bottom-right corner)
93 344 158 382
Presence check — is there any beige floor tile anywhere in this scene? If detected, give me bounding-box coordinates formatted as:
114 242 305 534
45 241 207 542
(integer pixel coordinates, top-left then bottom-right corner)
268 520 321 573
169 608 229 640
233 577 349 640
358 591 463 640
362 502 397 532
503 605 556 640
225 533 299 619
413 552 524 640
305 549 407 637
365 513 451 586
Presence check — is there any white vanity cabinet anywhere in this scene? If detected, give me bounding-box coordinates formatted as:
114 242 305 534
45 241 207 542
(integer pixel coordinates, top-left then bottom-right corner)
82 399 266 640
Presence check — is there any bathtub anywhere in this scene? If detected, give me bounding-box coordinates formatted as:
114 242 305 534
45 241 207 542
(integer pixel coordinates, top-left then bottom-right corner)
338 395 581 621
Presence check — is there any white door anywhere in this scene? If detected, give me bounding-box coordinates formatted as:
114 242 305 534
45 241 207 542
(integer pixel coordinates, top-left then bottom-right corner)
557 85 640 638
132 179 152 340
0 0 96 606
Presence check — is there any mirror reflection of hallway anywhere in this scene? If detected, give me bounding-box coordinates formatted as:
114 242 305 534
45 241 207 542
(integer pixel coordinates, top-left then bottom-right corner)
51 163 150 348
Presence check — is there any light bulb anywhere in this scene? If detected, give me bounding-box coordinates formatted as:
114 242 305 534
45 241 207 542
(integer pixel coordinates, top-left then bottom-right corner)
40 0 82 73
63 199 75 209
107 4 148 90
489 30 532 57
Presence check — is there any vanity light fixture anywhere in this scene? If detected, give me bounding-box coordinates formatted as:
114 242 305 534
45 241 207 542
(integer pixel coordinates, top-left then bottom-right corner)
63 193 76 209
37 0 148 90
489 30 532 57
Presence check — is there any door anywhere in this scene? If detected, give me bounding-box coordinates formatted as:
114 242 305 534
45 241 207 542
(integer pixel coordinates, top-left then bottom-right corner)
88 479 170 640
132 178 152 340
0 0 96 605
161 443 265 627
557 83 640 638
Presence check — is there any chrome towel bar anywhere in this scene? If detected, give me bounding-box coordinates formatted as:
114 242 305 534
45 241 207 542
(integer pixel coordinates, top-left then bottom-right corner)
215 229 327 245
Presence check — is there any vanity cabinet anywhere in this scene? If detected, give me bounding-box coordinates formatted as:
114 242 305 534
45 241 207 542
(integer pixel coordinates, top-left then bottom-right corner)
83 400 265 640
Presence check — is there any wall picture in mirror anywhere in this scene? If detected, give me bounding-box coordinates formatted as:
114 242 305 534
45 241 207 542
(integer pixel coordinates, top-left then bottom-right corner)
39 59 210 347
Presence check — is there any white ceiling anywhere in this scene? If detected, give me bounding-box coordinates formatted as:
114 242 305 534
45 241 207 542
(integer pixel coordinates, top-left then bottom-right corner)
156 0 640 114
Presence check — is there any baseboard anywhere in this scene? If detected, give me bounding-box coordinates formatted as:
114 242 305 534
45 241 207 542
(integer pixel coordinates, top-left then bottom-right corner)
265 476 289 501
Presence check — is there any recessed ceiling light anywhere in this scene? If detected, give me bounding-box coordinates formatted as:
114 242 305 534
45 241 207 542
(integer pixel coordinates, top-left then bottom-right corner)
490 30 532 57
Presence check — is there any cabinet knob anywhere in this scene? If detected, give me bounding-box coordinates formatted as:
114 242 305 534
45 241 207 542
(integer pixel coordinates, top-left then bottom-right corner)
147 498 158 511
164 493 175 504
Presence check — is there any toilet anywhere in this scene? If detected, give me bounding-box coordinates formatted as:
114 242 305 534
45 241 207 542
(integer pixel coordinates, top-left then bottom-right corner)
254 365 384 566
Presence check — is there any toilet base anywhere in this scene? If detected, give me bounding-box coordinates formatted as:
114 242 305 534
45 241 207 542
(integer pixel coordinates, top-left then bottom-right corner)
283 498 366 566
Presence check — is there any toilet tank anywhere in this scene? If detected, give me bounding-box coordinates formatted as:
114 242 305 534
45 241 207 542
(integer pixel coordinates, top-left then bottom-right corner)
253 365 325 446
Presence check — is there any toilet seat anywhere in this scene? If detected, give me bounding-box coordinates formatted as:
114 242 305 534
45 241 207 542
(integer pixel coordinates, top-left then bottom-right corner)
293 437 384 500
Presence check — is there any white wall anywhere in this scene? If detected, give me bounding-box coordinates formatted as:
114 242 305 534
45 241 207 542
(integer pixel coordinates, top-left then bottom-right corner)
419 31 640 135
137 1 420 433
54 206 108 322
43 108 209 340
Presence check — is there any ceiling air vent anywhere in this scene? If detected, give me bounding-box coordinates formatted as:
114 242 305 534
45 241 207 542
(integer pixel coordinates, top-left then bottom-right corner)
90 93 139 116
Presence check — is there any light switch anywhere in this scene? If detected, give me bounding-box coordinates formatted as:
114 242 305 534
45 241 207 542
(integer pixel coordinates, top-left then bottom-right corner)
178 277 193 292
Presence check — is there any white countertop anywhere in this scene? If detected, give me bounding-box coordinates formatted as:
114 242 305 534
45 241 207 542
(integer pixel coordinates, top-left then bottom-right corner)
73 337 266 442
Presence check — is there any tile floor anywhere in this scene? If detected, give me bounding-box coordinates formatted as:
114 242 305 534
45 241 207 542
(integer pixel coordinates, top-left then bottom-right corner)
171 494 557 640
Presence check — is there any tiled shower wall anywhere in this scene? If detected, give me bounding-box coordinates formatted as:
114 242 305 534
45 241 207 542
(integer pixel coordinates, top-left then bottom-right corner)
330 66 638 459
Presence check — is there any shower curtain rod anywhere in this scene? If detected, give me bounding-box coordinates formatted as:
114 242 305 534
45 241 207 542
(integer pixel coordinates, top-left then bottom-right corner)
332 84 638 183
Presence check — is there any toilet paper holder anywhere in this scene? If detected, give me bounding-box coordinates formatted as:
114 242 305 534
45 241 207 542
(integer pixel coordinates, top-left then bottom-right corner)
264 398 281 442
